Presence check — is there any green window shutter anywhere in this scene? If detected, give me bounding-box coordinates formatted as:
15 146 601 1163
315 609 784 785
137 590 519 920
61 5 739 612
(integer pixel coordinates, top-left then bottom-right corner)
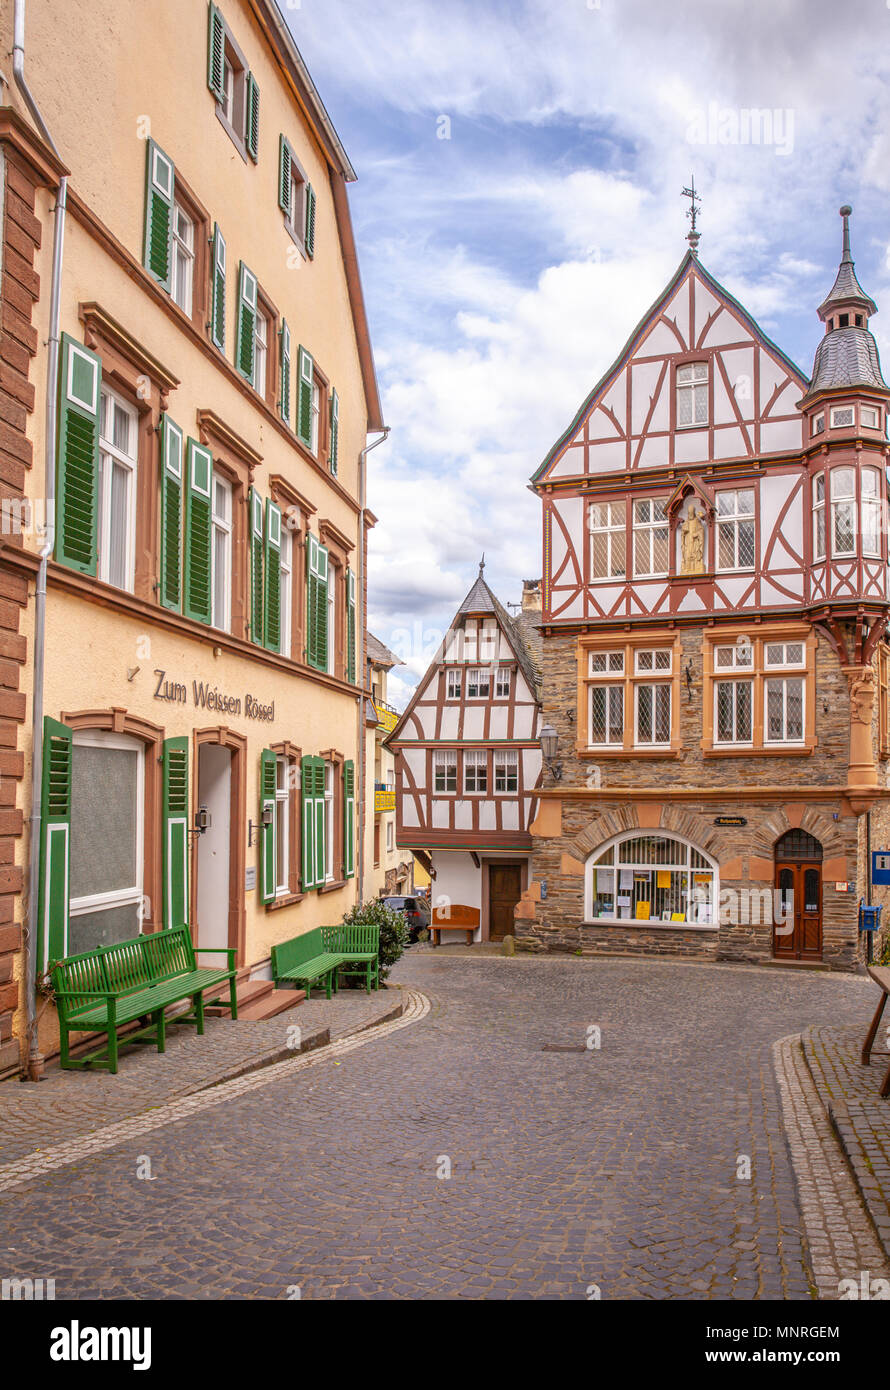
279 320 291 425
249 488 264 644
210 223 226 352
301 754 316 890
305 183 316 257
297 346 314 448
260 749 277 905
343 760 355 878
313 758 326 887
56 333 101 577
162 736 190 929
184 439 213 624
245 73 260 161
305 533 329 671
159 414 183 612
37 716 72 967
329 387 339 475
235 261 257 385
143 139 174 291
278 135 293 218
207 1 226 100
264 499 282 652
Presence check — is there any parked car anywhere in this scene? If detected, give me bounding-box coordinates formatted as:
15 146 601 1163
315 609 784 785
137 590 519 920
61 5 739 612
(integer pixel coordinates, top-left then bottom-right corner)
382 895 431 943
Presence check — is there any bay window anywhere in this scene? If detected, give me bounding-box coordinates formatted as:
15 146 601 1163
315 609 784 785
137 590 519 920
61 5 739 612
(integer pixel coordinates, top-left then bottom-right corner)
861 467 882 557
812 473 826 561
830 468 856 556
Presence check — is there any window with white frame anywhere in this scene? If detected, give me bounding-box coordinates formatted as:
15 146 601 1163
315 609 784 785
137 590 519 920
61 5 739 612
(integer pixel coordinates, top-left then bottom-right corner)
861 467 882 558
861 405 881 430
715 679 753 744
635 648 672 674
589 500 626 579
588 833 716 926
171 202 194 315
676 362 708 427
812 473 826 561
386 820 394 853
765 642 804 668
495 668 511 698
830 405 854 429
811 413 825 437
632 498 669 576
324 760 334 881
275 755 291 895
327 567 336 675
433 749 456 794
714 641 753 671
589 683 624 745
589 650 624 675
279 525 292 656
254 307 269 400
286 166 305 241
466 668 491 699
97 388 137 592
211 475 232 632
68 731 145 955
446 669 462 700
463 750 488 794
635 681 671 745
494 750 518 793
716 489 755 570
765 677 804 743
831 468 856 556
310 378 321 455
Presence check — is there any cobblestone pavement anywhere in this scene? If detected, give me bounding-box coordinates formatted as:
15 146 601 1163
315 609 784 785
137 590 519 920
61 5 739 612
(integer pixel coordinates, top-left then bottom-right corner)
802 1017 890 1256
0 987 402 1166
0 955 880 1300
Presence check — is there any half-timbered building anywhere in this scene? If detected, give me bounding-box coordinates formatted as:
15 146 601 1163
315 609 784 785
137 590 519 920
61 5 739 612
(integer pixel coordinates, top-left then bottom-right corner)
518 206 890 971
389 567 542 942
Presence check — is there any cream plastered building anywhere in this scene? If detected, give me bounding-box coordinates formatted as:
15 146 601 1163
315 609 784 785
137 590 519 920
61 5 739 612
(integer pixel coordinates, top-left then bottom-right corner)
0 0 385 1073
362 632 410 901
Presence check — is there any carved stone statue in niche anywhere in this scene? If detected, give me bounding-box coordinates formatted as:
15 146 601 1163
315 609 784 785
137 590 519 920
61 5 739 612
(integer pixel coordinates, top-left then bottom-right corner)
680 504 706 576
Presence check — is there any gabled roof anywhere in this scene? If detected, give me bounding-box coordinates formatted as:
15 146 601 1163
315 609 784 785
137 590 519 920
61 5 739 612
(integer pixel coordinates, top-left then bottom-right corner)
531 250 808 486
367 632 401 669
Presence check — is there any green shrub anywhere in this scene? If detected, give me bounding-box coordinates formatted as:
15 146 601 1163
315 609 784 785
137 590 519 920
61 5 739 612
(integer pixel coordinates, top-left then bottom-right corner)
341 899 408 983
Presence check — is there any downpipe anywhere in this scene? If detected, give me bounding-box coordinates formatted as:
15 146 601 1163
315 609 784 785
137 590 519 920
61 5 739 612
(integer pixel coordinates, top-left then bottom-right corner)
355 427 389 901
14 0 66 1080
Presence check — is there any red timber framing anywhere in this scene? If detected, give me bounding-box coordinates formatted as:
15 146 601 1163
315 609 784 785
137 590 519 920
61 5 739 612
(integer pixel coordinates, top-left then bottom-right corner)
0 111 67 1078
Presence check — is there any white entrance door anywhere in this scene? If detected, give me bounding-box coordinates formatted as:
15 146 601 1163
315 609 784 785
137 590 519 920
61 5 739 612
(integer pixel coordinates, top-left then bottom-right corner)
196 744 231 951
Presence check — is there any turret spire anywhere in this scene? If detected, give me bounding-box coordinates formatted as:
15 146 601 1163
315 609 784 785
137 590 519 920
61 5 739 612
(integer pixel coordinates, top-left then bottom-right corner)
817 204 877 323
681 176 701 257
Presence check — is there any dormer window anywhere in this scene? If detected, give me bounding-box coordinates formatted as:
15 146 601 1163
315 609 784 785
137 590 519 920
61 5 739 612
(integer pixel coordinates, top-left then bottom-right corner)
830 406 854 429
676 362 708 428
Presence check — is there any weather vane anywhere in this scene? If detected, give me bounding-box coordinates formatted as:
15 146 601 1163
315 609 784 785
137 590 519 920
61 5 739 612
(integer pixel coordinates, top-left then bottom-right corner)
682 176 701 257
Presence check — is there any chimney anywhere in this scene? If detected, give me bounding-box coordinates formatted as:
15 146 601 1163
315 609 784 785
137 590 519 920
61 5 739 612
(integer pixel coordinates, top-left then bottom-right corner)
521 579 542 614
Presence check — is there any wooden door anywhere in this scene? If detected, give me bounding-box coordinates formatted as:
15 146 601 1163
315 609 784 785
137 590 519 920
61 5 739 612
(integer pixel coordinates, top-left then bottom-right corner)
489 865 522 940
773 861 822 960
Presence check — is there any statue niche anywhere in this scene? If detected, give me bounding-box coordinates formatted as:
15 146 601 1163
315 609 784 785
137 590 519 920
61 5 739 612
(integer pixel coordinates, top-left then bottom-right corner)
680 503 706 577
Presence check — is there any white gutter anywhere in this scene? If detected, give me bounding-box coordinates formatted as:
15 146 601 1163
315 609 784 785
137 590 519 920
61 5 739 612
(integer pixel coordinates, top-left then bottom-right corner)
14 0 66 1081
356 427 389 899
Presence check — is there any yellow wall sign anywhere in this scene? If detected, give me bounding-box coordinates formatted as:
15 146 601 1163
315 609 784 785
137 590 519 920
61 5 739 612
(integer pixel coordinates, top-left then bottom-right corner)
635 901 651 920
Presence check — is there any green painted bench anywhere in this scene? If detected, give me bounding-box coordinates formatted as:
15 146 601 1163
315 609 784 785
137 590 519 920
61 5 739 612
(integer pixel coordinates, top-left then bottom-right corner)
322 924 380 994
272 925 381 998
50 927 237 1074
271 928 343 1000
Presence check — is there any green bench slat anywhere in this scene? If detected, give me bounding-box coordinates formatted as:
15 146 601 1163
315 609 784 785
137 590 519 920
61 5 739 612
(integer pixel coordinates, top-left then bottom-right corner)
276 953 342 981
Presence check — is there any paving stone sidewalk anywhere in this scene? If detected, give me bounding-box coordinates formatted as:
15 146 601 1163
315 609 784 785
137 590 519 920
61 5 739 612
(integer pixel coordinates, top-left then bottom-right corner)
0 985 403 1167
802 1017 890 1257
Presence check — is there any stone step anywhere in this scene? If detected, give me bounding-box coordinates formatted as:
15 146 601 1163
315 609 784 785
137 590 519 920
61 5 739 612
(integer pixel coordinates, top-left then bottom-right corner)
236 987 306 1022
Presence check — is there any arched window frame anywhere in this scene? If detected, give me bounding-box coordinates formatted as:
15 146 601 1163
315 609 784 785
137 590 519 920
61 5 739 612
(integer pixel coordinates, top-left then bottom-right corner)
584 829 719 930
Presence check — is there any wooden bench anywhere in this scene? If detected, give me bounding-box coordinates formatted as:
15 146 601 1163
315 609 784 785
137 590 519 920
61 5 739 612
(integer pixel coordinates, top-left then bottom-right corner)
430 903 478 947
322 924 380 993
860 965 890 1098
51 927 237 1075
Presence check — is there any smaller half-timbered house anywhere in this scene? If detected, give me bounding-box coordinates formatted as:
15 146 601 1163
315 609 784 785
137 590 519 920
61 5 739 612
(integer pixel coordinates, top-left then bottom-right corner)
388 567 543 942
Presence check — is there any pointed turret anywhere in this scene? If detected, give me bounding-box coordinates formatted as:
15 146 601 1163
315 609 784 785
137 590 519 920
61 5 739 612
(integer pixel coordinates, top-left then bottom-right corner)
802 205 888 405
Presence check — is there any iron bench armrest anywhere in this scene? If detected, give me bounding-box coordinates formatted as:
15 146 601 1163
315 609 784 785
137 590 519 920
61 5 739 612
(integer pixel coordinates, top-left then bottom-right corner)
191 947 237 963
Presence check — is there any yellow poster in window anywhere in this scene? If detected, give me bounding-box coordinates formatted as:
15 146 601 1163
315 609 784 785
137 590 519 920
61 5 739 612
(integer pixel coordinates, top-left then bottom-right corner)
656 870 671 889
671 911 686 922
635 901 651 920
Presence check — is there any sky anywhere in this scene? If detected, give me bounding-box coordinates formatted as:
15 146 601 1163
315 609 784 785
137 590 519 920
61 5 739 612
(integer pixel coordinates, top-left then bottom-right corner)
285 0 890 709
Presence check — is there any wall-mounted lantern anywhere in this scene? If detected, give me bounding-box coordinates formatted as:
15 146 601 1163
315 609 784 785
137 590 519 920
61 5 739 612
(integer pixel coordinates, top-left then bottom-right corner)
247 803 273 848
540 724 562 782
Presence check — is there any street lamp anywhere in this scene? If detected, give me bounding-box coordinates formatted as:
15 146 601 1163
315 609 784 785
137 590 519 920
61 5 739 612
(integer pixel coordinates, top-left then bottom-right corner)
540 724 562 781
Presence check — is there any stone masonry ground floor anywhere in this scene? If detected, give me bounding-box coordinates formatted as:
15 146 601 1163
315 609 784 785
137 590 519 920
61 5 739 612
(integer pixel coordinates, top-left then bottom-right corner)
0 954 887 1300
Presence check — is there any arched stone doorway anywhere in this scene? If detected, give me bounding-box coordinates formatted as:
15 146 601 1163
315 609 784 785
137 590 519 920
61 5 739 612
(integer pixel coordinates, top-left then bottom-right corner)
773 829 823 961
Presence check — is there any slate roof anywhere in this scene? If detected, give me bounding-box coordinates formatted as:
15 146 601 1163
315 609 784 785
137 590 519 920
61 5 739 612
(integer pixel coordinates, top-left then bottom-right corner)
803 326 888 401
818 258 877 318
457 571 540 700
366 632 401 668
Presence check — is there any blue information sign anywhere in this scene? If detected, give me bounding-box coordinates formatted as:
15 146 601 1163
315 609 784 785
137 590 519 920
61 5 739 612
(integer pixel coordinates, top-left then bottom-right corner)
872 851 890 885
